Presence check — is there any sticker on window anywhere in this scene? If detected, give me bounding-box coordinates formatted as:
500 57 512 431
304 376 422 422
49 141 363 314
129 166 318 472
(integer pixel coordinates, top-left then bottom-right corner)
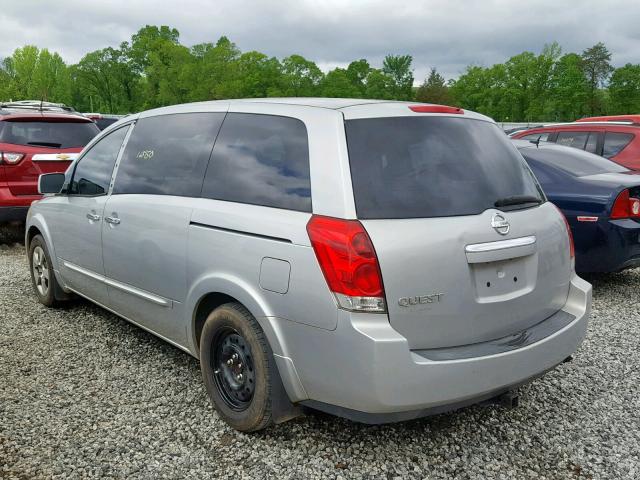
136 150 154 160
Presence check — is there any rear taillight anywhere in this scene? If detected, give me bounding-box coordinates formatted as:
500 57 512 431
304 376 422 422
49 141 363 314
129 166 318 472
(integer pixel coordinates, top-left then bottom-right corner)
610 189 640 219
553 205 575 263
1 152 25 165
306 215 386 313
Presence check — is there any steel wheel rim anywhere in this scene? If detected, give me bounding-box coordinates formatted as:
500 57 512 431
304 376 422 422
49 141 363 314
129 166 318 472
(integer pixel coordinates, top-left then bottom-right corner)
211 327 256 411
32 246 50 296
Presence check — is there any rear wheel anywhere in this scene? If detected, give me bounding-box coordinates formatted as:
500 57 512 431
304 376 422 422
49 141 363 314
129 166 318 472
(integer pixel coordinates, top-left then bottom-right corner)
29 235 64 308
200 303 274 432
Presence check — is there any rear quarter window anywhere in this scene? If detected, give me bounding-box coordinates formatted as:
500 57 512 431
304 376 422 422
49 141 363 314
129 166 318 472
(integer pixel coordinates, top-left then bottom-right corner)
603 132 634 158
0 120 99 148
201 113 311 212
346 116 543 219
113 113 225 196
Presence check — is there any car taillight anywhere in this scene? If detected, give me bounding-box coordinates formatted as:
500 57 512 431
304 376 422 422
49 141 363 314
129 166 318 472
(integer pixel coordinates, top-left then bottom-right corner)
1 152 25 165
610 189 640 219
306 215 386 313
552 205 575 263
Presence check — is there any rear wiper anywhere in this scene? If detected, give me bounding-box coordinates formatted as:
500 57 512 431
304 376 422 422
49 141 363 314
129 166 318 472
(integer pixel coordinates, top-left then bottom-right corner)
494 195 543 208
27 141 62 148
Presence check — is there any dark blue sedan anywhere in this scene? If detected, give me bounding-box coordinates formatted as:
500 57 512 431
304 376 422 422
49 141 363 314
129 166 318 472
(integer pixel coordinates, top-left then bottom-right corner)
514 140 640 273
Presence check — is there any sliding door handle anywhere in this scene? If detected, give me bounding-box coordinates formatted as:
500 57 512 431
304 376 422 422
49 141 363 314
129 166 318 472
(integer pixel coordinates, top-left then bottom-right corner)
105 216 121 225
86 212 101 222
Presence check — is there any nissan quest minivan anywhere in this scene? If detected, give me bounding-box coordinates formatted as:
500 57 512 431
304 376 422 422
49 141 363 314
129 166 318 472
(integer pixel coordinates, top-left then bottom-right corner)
26 98 591 432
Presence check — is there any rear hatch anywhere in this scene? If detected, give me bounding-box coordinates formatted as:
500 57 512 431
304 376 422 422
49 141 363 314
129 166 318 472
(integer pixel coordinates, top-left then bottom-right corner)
345 114 573 350
0 116 99 195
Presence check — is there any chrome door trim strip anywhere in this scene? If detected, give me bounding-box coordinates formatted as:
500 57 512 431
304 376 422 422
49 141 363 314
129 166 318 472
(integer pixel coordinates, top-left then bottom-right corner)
62 260 171 307
62 260 105 282
103 277 171 307
465 235 536 253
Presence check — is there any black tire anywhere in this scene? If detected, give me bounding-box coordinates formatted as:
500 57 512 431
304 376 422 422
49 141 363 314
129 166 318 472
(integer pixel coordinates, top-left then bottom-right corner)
200 302 274 432
28 234 65 308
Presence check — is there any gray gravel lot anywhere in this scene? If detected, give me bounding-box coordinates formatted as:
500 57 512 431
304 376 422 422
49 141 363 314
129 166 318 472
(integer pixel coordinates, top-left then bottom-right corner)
1 242 639 479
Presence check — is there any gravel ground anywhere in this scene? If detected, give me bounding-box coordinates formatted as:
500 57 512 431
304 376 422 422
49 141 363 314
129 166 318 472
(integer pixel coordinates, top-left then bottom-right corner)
1 242 639 479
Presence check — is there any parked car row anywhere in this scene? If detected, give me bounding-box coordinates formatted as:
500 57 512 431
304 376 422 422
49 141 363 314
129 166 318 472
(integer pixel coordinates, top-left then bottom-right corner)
3 97 637 432
511 119 640 170
512 115 640 272
26 99 590 432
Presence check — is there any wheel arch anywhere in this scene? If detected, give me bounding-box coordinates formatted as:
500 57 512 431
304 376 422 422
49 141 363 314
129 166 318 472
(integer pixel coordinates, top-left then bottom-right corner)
187 274 308 405
187 273 283 358
25 214 60 271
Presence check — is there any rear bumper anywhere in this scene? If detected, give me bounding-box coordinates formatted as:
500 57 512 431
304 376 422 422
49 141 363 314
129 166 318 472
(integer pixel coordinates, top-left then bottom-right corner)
278 274 590 420
574 218 640 273
0 206 30 222
0 187 40 222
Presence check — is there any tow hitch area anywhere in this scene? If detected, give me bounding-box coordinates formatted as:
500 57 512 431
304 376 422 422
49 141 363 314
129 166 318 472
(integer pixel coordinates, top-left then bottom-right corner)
481 390 520 409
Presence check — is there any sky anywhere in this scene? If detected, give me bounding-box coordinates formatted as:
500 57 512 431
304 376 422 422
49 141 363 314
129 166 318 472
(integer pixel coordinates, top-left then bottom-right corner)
2 0 640 82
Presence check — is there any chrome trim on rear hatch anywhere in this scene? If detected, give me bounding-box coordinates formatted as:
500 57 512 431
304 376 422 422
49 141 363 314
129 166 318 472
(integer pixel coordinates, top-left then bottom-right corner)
465 235 536 253
31 153 79 162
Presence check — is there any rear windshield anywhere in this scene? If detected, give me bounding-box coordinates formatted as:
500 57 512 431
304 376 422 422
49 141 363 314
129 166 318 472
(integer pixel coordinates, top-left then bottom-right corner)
345 116 543 219
520 144 629 176
95 118 119 131
0 120 99 148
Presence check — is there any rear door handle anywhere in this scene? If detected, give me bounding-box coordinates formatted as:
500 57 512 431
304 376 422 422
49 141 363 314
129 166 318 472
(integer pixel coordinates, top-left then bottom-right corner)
105 216 121 225
86 212 101 222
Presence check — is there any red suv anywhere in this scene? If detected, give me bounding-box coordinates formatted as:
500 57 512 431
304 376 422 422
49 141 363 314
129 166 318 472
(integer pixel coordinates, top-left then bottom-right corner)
0 103 99 223
511 122 640 170
576 115 640 123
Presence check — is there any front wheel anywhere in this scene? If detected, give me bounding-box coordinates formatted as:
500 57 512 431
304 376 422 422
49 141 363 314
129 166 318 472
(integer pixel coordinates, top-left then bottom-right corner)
200 303 274 432
28 235 65 308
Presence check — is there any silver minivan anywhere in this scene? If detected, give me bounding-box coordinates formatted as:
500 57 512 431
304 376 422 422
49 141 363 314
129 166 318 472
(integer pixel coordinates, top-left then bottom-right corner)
27 98 591 431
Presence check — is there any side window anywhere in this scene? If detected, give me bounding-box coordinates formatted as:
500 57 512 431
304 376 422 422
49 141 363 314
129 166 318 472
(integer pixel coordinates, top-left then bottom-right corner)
70 126 129 196
585 132 598 154
201 113 311 212
556 131 590 150
113 113 225 196
603 132 634 158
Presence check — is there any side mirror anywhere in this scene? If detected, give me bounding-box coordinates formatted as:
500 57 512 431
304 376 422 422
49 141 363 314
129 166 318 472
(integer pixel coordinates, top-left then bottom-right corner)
38 173 66 195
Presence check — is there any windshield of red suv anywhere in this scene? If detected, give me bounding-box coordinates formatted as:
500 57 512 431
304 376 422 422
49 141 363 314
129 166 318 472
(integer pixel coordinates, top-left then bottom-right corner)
345 116 544 219
0 119 100 148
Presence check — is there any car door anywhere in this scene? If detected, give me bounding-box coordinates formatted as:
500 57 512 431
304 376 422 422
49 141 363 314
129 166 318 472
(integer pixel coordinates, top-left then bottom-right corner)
101 110 226 345
47 124 131 304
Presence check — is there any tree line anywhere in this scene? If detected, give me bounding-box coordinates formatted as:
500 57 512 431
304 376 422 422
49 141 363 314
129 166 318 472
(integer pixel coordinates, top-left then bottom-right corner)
1 25 638 122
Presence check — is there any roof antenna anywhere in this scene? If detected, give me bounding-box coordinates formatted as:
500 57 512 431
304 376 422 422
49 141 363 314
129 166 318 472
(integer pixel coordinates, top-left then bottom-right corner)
39 96 44 112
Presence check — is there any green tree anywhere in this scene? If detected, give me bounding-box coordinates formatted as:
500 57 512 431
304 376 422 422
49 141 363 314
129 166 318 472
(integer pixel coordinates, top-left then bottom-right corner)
279 55 323 96
321 68 361 97
549 53 589 120
415 68 451 104
346 59 371 95
71 47 140 113
608 64 640 114
382 54 414 100
581 42 614 115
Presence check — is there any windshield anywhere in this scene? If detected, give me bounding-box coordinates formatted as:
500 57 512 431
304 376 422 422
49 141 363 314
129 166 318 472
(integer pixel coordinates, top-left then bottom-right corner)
519 144 629 177
0 120 99 148
345 116 544 219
